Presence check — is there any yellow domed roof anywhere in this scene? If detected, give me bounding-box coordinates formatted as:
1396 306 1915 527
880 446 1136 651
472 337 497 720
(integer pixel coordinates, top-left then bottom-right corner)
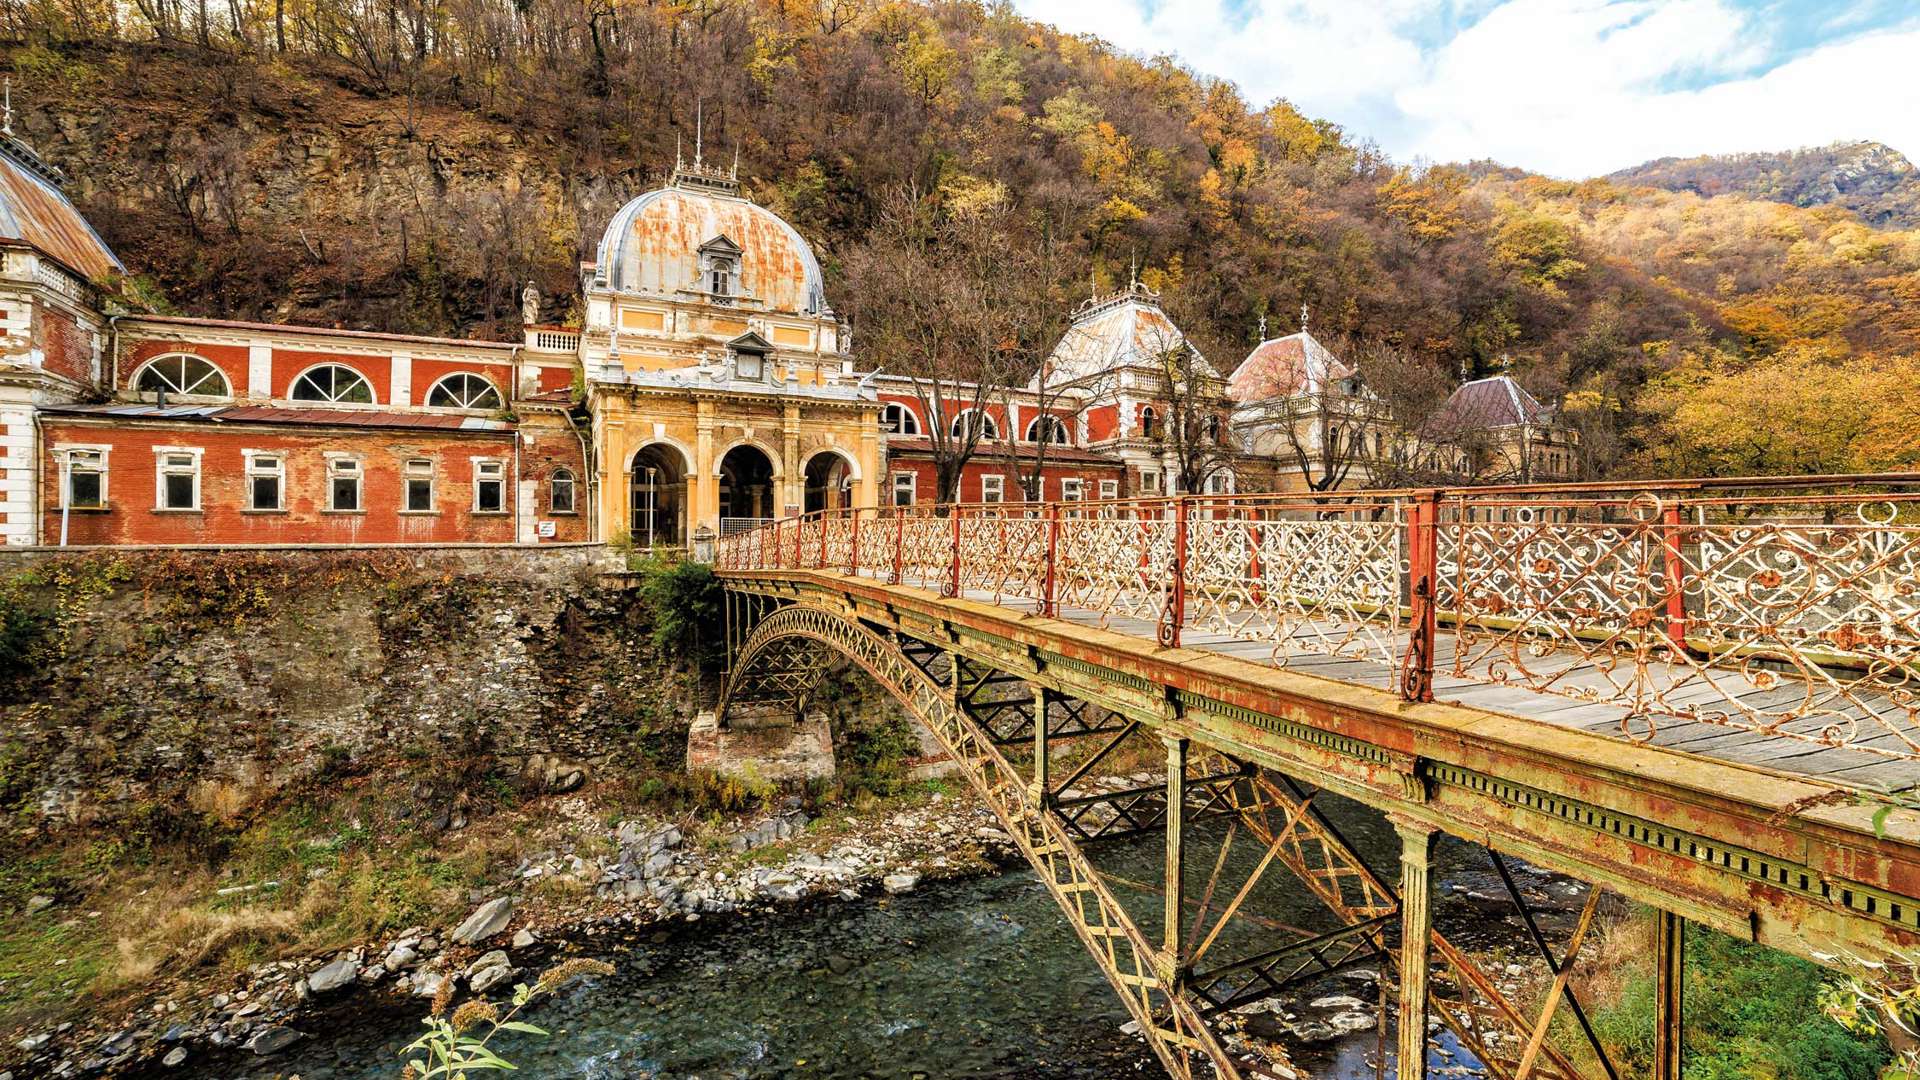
594 169 826 315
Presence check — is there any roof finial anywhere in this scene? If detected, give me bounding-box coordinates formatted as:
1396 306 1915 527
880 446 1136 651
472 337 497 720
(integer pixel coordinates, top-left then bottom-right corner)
675 131 683 170
694 99 704 169
1089 264 1098 301
1128 252 1138 291
1258 312 1267 340
1300 302 1309 335
731 143 739 179
4 78 13 139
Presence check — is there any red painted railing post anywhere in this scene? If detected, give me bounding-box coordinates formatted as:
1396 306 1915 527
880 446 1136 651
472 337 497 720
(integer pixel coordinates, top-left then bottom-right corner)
848 509 861 576
817 511 829 569
1043 501 1060 617
946 506 962 598
1660 504 1688 651
1247 504 1265 606
891 508 906 585
1160 497 1188 649
792 516 803 569
1402 490 1439 702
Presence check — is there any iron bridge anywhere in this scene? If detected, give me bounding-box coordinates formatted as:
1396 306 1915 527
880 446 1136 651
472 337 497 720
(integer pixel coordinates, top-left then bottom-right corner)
712 474 1920 1080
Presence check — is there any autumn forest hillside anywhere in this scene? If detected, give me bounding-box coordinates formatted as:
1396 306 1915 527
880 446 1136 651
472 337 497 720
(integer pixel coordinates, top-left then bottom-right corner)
3 0 1918 479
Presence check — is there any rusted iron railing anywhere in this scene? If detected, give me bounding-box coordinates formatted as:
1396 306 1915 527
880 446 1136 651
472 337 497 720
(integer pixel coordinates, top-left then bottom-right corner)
716 475 1920 761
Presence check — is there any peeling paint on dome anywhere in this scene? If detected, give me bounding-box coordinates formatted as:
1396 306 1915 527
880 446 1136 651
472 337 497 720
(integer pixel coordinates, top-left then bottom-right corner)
594 179 826 315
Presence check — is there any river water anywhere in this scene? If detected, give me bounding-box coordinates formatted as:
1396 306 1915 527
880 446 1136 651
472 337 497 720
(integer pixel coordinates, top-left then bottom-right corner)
175 792 1549 1079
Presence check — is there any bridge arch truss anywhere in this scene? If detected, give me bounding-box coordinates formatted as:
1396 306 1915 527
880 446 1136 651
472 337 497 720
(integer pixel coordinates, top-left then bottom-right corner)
719 592 1615 1080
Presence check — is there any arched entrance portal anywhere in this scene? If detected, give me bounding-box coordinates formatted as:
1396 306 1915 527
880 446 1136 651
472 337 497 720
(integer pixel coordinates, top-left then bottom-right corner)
719 444 778 529
802 451 853 513
630 444 688 548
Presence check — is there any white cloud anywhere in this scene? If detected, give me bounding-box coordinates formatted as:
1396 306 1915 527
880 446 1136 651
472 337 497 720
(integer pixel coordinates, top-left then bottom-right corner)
1014 0 1920 177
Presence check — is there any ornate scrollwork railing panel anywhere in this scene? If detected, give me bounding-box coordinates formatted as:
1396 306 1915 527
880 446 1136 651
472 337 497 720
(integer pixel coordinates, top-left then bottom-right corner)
1185 503 1404 666
1055 505 1174 630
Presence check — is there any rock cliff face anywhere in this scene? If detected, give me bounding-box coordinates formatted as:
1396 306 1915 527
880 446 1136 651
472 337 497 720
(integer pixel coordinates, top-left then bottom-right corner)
12 43 649 337
0 547 696 828
1608 140 1920 228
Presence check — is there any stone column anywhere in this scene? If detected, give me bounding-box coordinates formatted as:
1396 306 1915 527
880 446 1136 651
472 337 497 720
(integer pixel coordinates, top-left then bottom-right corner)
1393 818 1437 1080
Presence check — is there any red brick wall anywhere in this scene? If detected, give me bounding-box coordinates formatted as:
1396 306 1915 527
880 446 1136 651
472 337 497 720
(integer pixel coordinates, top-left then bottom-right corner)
120 339 250 394
1084 403 1119 442
37 308 93 387
411 358 513 406
272 349 391 403
39 422 523 545
518 422 591 542
883 455 1124 505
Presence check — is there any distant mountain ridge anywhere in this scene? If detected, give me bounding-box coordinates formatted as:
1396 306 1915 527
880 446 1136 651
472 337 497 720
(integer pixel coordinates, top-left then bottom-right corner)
1607 140 1920 227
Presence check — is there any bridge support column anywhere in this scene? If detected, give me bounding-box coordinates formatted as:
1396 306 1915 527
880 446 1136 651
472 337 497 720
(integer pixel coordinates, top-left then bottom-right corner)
1394 819 1437 1080
1029 684 1051 804
1163 734 1189 980
1655 910 1684 1080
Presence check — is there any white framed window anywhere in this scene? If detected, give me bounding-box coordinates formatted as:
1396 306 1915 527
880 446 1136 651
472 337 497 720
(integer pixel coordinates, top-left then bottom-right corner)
734 350 765 381
244 452 284 511
327 456 362 511
881 403 919 435
473 459 506 513
290 364 376 404
424 373 503 411
59 446 107 509
1205 471 1233 495
550 468 576 514
1060 478 1084 501
1025 415 1071 445
154 447 202 511
980 474 1004 503
891 471 917 507
404 458 435 512
1139 470 1161 494
133 354 230 399
950 409 998 440
1099 479 1119 500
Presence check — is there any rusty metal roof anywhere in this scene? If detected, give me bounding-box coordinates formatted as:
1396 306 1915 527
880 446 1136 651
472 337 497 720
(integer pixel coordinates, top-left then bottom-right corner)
41 402 513 433
1227 331 1355 402
0 137 121 281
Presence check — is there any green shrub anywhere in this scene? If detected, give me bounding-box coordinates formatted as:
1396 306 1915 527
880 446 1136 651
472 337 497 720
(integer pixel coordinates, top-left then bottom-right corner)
636 556 722 670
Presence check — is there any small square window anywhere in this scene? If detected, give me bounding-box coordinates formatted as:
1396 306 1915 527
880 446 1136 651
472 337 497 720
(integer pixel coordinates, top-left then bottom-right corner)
65 449 105 509
1099 480 1118 500
891 472 917 507
404 458 434 512
156 450 200 510
1060 478 1083 501
329 458 361 511
246 453 284 511
474 460 505 513
980 475 1004 504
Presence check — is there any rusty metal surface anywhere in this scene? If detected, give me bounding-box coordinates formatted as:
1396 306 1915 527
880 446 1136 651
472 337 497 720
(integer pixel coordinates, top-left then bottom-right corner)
0 148 120 280
719 476 1920 765
717 566 1920 969
42 402 513 432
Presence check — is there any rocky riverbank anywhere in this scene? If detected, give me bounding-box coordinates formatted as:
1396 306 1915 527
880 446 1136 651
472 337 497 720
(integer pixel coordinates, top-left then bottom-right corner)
3 790 1018 1079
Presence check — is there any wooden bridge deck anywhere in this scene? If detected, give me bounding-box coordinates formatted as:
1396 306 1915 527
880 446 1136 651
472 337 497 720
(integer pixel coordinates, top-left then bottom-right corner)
907 577 1920 794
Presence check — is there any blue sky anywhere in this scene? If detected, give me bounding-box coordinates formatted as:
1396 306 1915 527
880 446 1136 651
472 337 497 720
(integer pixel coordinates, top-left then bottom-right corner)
1012 0 1920 176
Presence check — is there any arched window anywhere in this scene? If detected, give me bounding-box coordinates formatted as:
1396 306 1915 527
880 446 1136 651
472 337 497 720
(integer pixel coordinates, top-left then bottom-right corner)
425 372 503 410
134 354 230 399
550 468 576 514
289 364 375 404
1203 415 1221 443
1140 406 1160 439
1026 415 1071 445
881 403 919 435
951 409 997 440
